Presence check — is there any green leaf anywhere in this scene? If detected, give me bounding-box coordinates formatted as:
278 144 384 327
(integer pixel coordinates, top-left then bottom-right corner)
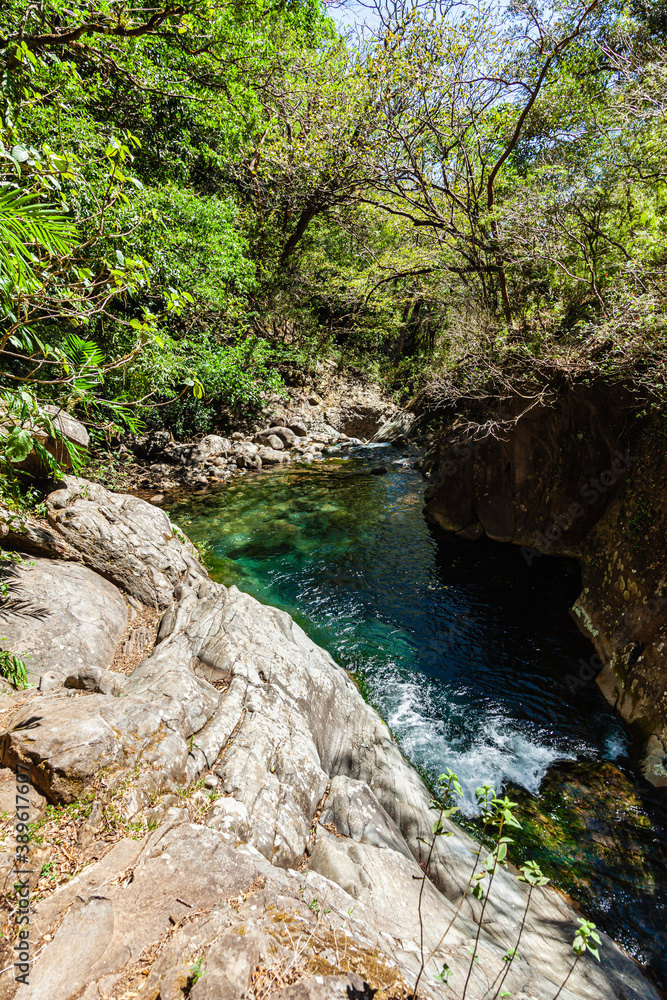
3 427 34 463
0 188 77 288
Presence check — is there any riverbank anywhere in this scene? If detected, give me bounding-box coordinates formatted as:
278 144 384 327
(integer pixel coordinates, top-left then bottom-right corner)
81 371 402 497
164 452 667 989
0 472 658 1000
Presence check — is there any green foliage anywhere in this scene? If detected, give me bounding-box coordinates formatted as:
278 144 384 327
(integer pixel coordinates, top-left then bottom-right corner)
0 186 76 291
0 389 84 489
573 918 602 962
414 771 601 1000
0 641 29 688
120 187 255 308
1 0 667 484
141 334 287 436
188 957 206 987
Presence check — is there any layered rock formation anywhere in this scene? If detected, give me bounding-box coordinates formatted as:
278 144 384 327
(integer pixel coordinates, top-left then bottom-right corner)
0 478 658 999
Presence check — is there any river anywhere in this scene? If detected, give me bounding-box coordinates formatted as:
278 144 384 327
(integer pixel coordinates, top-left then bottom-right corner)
167 444 667 991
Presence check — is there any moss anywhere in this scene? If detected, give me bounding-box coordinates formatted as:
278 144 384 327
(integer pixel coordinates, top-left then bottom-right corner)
505 761 663 900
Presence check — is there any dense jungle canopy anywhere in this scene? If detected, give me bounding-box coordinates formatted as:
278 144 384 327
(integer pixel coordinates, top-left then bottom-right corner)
1 0 667 489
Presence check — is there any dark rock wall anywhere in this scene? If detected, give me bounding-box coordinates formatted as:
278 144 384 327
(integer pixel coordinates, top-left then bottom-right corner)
420 382 667 783
574 430 667 783
422 381 641 549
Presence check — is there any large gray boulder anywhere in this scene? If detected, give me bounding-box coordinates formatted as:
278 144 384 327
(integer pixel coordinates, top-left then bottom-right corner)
45 477 207 608
370 410 415 443
0 556 127 680
189 434 231 463
42 405 90 449
15 824 416 1000
270 425 297 447
0 690 189 803
0 404 89 473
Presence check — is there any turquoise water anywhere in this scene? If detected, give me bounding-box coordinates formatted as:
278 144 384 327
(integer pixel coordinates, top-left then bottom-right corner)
167 446 667 986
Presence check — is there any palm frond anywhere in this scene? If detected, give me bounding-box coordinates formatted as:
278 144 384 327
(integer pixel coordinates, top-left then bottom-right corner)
0 187 77 288
0 565 50 621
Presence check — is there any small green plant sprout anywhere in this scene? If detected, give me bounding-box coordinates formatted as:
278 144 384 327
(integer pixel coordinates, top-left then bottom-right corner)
552 919 603 999
412 768 464 998
39 861 57 882
471 795 519 902
489 861 549 999
308 897 321 914
426 768 463 840
573 918 602 962
423 782 498 973
0 641 30 689
434 962 452 984
518 861 549 889
188 957 205 986
461 796 522 1000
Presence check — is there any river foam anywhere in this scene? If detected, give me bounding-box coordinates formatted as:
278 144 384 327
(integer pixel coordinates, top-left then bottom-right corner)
370 666 570 814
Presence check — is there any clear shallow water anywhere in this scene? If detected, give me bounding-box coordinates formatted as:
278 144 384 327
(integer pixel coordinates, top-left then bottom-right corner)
167 447 667 987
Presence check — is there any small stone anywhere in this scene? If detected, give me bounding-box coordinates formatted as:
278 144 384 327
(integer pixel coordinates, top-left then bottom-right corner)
204 774 218 790
39 671 65 692
271 426 296 447
257 447 289 465
237 455 262 471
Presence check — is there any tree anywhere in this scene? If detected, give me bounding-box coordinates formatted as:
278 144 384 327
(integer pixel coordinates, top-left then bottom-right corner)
359 0 607 328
